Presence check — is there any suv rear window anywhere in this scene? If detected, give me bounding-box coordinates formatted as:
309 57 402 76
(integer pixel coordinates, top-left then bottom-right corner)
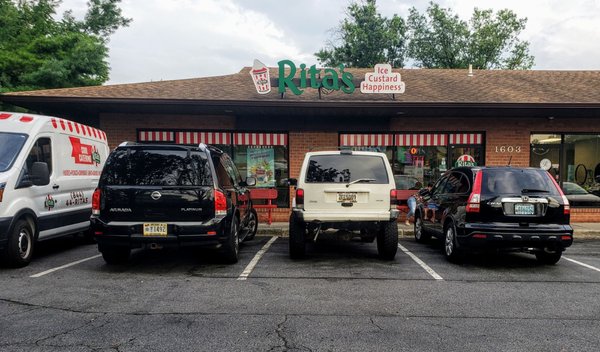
101 148 212 186
306 154 389 183
481 168 560 196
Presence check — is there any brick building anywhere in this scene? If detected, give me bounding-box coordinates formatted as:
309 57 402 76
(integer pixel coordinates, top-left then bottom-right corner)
2 65 600 222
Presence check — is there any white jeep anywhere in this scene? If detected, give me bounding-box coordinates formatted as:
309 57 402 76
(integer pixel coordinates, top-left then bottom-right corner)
289 150 399 260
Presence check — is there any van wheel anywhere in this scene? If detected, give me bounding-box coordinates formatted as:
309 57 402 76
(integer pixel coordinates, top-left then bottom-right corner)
535 248 562 265
414 216 431 243
243 210 258 242
289 215 306 259
222 217 240 264
2 219 35 267
377 221 398 260
444 222 462 263
100 245 130 265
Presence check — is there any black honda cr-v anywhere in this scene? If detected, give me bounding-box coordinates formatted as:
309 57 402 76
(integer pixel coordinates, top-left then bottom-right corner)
414 166 573 264
91 143 258 264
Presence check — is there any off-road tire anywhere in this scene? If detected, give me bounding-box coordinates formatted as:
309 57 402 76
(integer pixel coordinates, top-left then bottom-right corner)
289 214 306 259
535 248 562 265
243 210 258 242
222 216 240 264
414 216 431 243
377 221 398 260
99 245 130 265
2 219 35 268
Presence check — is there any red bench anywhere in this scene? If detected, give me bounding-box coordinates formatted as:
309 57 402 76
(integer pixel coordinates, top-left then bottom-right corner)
395 189 416 217
249 188 278 225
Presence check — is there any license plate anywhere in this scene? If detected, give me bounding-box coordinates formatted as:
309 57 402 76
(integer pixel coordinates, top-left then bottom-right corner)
514 203 535 215
337 193 357 203
143 223 168 236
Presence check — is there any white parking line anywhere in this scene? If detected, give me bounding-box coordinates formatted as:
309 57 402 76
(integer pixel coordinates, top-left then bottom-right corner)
30 254 102 278
238 236 278 281
398 244 444 280
563 256 600 273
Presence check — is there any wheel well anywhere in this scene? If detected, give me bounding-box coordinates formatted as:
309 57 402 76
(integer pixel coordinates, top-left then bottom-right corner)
10 210 38 241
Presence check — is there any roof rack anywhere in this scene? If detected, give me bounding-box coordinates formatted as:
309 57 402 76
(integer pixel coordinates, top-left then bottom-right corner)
118 141 138 147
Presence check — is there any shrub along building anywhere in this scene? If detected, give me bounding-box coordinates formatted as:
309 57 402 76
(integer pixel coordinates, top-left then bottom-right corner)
3 60 600 222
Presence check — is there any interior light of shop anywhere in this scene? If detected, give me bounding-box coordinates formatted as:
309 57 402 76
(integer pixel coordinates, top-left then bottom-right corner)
538 136 561 144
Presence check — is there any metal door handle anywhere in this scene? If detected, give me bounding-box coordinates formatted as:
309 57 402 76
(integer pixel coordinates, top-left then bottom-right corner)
52 184 59 190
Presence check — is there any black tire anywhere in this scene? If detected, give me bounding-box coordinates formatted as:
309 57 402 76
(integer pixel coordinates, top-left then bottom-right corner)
414 216 431 243
99 245 130 265
243 210 258 242
221 216 240 264
444 222 462 263
377 221 398 260
535 248 562 265
2 219 35 268
289 214 306 259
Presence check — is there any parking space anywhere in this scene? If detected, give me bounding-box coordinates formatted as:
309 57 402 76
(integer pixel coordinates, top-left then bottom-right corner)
2 235 600 283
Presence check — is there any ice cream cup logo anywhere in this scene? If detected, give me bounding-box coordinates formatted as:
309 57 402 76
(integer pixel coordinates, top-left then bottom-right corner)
250 59 271 94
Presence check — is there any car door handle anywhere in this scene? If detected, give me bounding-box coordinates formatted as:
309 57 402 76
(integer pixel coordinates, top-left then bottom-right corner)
52 184 59 190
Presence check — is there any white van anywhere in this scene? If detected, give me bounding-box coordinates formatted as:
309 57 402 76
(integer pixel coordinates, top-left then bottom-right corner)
0 112 109 267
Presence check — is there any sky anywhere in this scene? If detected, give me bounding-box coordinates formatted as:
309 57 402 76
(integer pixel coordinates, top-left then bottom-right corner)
57 0 600 85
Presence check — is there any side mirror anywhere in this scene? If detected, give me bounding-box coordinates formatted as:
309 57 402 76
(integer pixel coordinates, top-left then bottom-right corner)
31 162 50 186
287 178 297 187
244 176 256 187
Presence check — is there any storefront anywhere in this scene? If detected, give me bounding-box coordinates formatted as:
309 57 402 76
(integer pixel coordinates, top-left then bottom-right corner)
3 62 600 222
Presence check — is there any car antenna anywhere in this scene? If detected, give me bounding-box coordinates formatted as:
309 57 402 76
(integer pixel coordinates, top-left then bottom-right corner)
507 155 512 166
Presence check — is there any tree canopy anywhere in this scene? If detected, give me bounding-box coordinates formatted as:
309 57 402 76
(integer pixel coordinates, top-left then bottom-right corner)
0 0 131 93
316 0 534 70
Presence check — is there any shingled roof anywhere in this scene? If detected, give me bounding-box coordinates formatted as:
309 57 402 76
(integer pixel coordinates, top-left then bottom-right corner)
3 67 600 105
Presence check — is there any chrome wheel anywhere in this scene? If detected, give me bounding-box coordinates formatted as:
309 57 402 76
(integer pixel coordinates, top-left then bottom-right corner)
415 218 423 241
445 226 455 257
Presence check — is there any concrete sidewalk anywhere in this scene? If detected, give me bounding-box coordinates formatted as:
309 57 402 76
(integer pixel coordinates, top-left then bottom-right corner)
258 222 600 239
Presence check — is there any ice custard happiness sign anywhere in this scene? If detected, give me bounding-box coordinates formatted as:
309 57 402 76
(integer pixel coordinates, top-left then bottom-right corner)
360 64 405 94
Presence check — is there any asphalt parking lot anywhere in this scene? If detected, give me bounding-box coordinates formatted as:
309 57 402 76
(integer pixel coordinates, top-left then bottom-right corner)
1 233 599 352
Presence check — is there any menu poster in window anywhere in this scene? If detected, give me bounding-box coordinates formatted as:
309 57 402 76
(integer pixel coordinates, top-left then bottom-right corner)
247 147 275 187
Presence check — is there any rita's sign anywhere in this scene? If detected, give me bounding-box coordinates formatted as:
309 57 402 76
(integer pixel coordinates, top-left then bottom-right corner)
250 59 406 96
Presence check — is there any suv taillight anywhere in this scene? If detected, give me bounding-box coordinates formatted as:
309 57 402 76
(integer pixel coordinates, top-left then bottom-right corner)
295 188 304 208
466 171 483 213
547 172 570 215
92 188 101 215
390 189 398 207
215 190 227 216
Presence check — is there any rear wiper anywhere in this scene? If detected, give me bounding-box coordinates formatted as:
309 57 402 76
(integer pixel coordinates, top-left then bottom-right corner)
346 178 376 187
521 189 549 193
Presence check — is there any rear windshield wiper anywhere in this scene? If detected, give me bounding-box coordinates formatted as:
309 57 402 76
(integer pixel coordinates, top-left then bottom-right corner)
346 178 376 187
521 189 549 193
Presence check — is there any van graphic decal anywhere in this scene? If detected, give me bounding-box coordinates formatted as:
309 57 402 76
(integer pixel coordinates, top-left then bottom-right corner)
69 136 101 166
44 195 55 211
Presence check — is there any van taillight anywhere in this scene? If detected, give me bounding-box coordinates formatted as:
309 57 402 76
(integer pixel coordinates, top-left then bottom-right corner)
92 188 101 215
0 183 5 203
296 188 304 208
466 171 483 213
215 190 227 216
390 189 398 206
547 172 570 215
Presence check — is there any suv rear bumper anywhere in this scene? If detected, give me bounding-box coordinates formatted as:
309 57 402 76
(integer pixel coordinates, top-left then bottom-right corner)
294 209 399 222
91 217 229 249
458 223 574 249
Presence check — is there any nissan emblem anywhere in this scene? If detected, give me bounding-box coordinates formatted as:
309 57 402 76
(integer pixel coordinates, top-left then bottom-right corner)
151 191 162 200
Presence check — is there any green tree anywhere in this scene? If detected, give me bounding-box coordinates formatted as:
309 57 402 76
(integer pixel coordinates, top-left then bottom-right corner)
315 0 407 68
0 0 131 93
407 2 534 69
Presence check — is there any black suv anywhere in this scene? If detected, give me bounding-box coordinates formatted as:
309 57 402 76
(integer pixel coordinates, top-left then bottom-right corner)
414 166 573 264
91 143 258 264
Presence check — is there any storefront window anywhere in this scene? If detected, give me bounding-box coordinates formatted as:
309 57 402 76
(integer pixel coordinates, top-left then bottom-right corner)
395 145 447 187
530 133 600 207
233 133 289 208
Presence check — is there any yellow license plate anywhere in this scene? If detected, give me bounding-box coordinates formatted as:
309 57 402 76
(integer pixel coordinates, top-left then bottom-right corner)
143 223 168 236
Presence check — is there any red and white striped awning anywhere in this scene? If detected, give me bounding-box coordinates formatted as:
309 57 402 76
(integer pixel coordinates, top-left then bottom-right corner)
175 132 231 145
233 133 288 146
449 133 483 144
138 131 175 142
395 134 447 146
340 134 394 146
